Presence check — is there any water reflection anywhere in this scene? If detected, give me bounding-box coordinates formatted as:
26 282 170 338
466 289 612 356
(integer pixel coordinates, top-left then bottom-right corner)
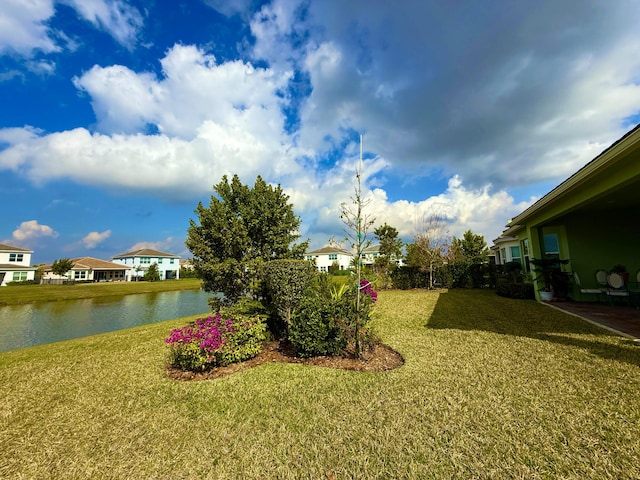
0 289 211 353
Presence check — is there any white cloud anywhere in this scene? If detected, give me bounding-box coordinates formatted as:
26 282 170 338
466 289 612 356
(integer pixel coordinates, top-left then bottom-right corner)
73 44 292 139
251 1 640 190
61 0 143 48
0 0 58 55
11 220 58 243
128 238 175 253
0 123 300 199
0 0 142 58
82 230 111 248
203 0 253 18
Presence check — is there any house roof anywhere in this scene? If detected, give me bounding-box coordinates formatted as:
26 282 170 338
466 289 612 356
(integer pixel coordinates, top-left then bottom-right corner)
112 248 180 259
0 264 37 271
0 243 33 253
306 246 353 256
508 123 640 228
71 257 132 270
362 244 380 254
44 257 132 271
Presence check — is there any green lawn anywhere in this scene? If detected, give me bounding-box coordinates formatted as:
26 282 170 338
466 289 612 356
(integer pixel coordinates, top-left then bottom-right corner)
0 278 202 305
1 289 639 479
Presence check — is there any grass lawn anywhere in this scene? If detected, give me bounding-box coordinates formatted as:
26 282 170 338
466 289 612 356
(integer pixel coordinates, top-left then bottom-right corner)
1 289 639 478
0 278 202 306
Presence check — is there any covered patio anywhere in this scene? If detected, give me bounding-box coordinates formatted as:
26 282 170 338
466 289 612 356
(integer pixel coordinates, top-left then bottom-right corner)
547 301 640 340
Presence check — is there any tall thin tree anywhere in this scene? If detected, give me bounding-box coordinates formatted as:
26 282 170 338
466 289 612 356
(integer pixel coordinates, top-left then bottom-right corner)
340 135 375 357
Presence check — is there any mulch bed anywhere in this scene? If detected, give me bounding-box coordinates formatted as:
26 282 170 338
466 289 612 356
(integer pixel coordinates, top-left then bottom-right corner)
166 340 404 381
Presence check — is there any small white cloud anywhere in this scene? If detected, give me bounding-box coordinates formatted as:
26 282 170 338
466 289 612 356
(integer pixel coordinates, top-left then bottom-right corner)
128 237 175 253
61 0 143 48
11 220 58 242
82 230 111 248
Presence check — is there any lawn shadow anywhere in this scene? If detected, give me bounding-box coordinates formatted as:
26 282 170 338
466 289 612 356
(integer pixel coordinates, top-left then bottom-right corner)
427 289 640 367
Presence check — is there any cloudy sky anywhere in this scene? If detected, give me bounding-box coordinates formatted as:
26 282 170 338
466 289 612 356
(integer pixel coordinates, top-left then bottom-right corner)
2 0 640 264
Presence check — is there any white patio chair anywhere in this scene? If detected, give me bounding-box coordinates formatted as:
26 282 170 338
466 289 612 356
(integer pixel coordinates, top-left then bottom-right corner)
606 272 630 305
573 272 604 302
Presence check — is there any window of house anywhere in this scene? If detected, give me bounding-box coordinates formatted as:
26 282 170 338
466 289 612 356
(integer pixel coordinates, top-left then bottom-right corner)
543 234 560 259
9 253 23 262
12 272 27 281
329 254 337 260
522 239 531 272
500 248 506 264
170 259 174 264
510 246 521 264
320 266 327 272
158 258 163 264
74 271 87 280
140 257 150 264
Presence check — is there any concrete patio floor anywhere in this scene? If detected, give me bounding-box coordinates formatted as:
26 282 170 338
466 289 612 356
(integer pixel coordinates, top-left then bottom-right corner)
545 300 640 340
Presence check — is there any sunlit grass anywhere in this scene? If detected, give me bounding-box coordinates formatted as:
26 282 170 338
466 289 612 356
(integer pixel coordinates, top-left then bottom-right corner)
0 278 202 305
1 289 639 478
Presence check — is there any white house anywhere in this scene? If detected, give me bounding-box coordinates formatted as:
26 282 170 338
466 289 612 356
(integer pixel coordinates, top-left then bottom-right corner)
112 248 181 281
305 246 353 272
490 234 529 271
0 243 37 286
360 244 405 268
42 257 132 283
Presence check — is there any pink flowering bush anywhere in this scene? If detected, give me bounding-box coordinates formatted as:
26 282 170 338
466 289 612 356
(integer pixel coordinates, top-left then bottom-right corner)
165 313 266 371
360 278 378 304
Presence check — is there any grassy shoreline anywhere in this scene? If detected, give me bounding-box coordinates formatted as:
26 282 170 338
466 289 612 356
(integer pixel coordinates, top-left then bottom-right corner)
1 289 639 478
0 278 202 306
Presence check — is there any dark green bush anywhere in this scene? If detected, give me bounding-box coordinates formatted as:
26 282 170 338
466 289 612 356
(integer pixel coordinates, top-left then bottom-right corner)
289 295 347 357
262 259 315 336
391 266 430 289
6 280 37 286
495 278 535 299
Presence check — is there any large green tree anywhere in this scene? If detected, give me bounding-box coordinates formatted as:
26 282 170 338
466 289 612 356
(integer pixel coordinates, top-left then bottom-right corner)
51 258 74 278
449 230 488 263
373 223 403 288
186 174 308 302
448 230 489 288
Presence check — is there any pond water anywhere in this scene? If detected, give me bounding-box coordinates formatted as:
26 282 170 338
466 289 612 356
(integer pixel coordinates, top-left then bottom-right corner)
0 289 212 353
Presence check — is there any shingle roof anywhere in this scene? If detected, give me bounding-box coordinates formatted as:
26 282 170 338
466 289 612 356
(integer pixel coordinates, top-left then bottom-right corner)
0 264 37 270
306 246 353 256
43 257 132 271
0 243 32 253
71 257 132 270
112 248 180 259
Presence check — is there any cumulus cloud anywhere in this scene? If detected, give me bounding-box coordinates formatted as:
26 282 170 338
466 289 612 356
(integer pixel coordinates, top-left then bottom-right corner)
82 230 111 248
11 220 58 243
254 0 640 190
0 0 59 55
73 44 292 139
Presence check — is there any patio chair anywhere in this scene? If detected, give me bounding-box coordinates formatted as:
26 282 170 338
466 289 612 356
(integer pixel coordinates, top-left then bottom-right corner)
595 269 608 289
573 272 604 302
629 270 640 306
606 272 630 305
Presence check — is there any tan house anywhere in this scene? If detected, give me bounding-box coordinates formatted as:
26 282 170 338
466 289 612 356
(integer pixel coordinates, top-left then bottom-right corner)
42 257 132 283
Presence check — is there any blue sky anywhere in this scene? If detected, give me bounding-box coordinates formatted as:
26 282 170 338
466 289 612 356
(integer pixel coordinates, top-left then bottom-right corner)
2 0 640 264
